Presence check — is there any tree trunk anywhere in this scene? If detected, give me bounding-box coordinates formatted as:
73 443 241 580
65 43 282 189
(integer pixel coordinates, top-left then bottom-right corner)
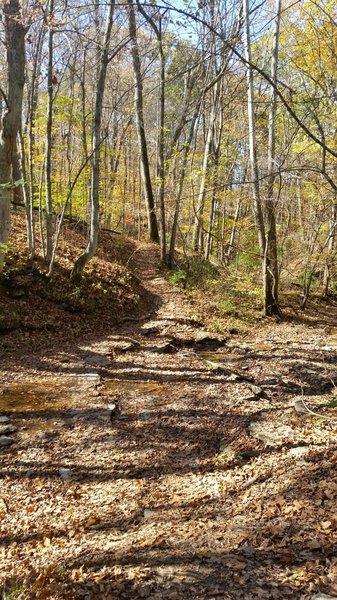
243 0 266 263
192 82 219 252
26 27 44 259
168 101 201 268
323 199 337 295
157 27 166 262
0 0 26 270
264 0 282 316
127 0 159 243
12 141 23 207
71 0 115 279
45 0 54 263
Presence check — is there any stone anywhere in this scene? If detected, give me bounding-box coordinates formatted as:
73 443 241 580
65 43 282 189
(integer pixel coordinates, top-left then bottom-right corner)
240 394 260 402
288 446 309 458
143 509 156 520
0 424 17 435
84 353 110 367
110 338 140 352
0 416 10 423
246 384 264 396
0 436 13 447
312 594 337 600
249 422 295 445
59 468 72 481
148 342 177 354
139 412 151 421
195 332 226 347
219 439 236 460
140 326 159 336
108 404 120 420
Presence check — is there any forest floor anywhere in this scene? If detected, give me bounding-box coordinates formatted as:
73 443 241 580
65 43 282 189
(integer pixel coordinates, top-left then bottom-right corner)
1 220 337 599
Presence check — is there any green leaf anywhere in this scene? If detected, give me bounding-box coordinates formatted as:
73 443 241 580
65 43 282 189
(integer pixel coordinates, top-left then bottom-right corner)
13 178 25 187
0 242 9 254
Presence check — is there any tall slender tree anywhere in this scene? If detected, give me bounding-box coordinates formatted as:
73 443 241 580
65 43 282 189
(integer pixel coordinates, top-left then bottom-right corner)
0 0 26 270
127 0 160 244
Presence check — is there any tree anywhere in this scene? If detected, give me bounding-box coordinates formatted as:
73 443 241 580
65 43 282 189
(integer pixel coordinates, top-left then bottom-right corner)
71 0 115 279
127 0 160 244
0 0 26 270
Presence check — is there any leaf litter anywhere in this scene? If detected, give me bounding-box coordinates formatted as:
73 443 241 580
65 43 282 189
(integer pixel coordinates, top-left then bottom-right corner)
1 241 337 599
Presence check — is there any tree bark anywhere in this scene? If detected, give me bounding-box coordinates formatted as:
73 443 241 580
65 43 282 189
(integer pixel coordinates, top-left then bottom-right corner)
243 0 266 263
127 0 159 243
71 0 115 279
0 0 26 270
45 0 54 263
168 100 202 268
264 0 282 316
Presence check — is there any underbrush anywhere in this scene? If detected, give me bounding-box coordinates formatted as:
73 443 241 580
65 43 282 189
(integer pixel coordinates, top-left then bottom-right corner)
167 256 263 334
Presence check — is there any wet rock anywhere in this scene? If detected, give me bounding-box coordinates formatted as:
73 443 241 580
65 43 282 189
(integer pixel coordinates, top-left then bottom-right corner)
0 424 17 435
0 436 14 447
59 468 72 481
0 416 10 423
249 422 295 445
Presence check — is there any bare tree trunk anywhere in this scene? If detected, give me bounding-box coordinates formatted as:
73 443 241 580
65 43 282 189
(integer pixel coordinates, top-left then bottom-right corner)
0 0 26 270
192 82 219 251
127 0 159 243
26 27 44 259
243 0 266 264
45 0 54 263
168 100 201 268
71 0 115 279
17 129 34 256
205 95 223 260
157 23 166 262
12 141 23 207
264 0 281 316
323 199 337 295
226 197 241 262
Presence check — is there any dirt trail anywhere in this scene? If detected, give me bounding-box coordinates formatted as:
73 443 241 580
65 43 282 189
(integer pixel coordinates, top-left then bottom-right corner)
1 245 337 599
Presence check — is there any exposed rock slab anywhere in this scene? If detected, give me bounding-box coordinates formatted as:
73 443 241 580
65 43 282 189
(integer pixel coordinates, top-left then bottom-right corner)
249 422 295 445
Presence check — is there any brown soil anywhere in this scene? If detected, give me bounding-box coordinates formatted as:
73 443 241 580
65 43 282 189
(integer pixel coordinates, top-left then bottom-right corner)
1 221 337 599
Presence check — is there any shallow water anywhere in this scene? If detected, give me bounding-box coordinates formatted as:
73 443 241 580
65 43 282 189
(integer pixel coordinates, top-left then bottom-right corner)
198 352 243 365
0 380 70 413
104 379 164 395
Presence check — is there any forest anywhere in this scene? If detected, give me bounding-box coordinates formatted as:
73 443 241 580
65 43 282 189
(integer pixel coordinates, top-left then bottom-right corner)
1 0 337 312
1 0 337 598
